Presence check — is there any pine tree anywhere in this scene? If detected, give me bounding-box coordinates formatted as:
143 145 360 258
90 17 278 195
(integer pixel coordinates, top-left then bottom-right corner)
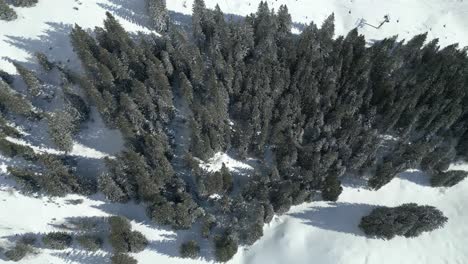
321 173 343 202
47 110 74 153
147 0 169 32
0 0 17 21
11 0 38 7
13 62 43 97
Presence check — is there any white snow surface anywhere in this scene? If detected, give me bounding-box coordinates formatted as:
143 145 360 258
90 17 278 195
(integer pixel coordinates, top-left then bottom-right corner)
198 152 253 173
1 0 468 264
5 136 111 159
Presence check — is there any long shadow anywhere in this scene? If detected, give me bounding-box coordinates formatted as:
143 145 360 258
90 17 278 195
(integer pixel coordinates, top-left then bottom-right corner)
51 250 110 264
397 169 430 187
3 22 81 73
289 202 376 237
97 0 151 29
98 0 306 34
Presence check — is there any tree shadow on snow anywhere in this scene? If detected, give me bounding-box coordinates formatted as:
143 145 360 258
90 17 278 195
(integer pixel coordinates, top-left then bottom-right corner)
98 0 151 29
289 202 376 237
52 250 110 264
397 169 431 187
3 22 81 73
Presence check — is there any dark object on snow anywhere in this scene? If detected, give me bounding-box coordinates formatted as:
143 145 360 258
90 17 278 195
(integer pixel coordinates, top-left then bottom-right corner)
359 203 448 239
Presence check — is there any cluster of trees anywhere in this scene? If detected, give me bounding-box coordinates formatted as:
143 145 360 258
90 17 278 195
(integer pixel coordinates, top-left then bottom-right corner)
0 0 17 21
64 1 468 260
108 216 148 253
359 203 448 239
0 0 38 21
2 216 147 262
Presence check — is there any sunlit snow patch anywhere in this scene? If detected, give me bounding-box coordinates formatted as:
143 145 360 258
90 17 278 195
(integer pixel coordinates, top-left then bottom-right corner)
198 152 253 173
5 136 111 159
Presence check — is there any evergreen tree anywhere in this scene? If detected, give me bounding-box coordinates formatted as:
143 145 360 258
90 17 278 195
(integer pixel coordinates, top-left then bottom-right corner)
180 240 200 259
321 174 343 201
47 110 74 153
359 204 448 239
13 62 42 97
0 0 17 21
11 0 38 7
147 0 169 32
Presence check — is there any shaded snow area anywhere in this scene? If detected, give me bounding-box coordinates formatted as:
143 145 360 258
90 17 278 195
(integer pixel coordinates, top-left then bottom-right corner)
198 152 253 173
236 171 468 264
1 0 468 264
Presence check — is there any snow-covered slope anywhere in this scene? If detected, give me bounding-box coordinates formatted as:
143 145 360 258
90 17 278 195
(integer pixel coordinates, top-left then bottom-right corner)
1 0 468 264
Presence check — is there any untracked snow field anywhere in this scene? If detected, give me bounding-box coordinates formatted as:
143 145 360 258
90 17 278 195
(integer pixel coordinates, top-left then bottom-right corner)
1 0 468 263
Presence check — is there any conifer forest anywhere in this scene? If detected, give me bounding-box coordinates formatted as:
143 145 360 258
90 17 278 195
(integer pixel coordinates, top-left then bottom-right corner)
0 0 467 263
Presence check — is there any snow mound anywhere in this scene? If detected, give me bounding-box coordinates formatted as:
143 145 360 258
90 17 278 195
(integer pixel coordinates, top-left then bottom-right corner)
198 152 253 173
5 136 111 159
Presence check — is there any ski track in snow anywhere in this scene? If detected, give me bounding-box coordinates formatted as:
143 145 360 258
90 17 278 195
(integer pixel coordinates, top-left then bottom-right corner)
1 0 468 263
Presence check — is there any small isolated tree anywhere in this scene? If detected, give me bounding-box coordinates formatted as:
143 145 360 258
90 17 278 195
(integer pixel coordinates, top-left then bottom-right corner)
111 253 137 264
5 242 34 262
0 0 17 21
180 240 200 259
431 170 468 187
359 203 448 239
42 232 73 250
321 174 343 201
214 234 238 262
108 216 148 253
77 234 103 251
10 0 38 7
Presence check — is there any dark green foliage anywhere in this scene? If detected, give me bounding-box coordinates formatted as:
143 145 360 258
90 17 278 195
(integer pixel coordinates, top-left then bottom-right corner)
111 253 137 264
147 193 202 230
321 174 343 201
8 155 82 196
35 52 54 71
56 1 468 257
42 232 73 250
10 0 38 7
0 114 21 137
0 80 36 117
180 240 200 259
359 203 448 239
0 69 14 84
0 0 17 21
4 243 33 262
13 62 42 97
108 216 148 253
47 111 74 152
201 214 216 238
214 234 238 262
147 0 169 32
0 138 36 160
77 234 103 251
431 170 468 187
